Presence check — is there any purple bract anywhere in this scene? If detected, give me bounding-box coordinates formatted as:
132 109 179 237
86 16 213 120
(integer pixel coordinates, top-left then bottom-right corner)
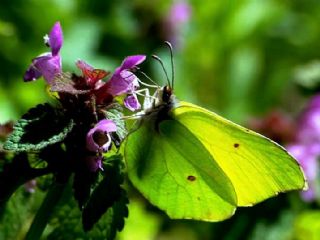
85 155 104 172
95 55 146 104
124 94 141 111
24 22 63 84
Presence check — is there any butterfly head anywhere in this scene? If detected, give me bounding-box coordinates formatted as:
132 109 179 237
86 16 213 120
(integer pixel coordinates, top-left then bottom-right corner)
162 85 173 104
136 42 177 118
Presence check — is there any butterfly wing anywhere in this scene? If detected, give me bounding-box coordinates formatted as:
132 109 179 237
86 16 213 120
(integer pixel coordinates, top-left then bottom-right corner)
172 101 307 206
125 115 237 221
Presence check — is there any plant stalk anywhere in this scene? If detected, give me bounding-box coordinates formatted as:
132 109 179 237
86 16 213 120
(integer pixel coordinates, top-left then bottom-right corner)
25 182 66 240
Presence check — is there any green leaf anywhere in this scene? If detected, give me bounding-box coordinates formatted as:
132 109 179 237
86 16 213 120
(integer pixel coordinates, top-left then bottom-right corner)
73 163 99 209
294 210 320 240
82 155 127 233
47 156 128 240
47 193 128 240
0 153 50 210
105 108 127 144
103 190 129 240
3 104 74 152
0 185 47 240
25 183 67 240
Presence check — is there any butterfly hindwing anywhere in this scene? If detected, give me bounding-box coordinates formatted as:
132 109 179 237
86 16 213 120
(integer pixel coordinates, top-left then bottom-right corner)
125 116 237 221
172 101 306 206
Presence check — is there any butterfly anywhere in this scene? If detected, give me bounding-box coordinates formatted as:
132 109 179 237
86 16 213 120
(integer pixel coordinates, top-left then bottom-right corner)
124 43 307 221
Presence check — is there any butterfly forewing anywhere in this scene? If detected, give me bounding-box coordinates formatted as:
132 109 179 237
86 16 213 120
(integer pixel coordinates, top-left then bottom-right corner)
172 101 306 206
125 117 237 221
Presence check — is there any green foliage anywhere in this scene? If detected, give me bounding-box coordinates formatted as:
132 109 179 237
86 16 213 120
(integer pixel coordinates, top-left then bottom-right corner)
82 155 127 232
3 104 74 152
1 0 320 239
106 107 127 142
48 155 128 240
293 210 320 240
0 153 49 210
0 186 46 240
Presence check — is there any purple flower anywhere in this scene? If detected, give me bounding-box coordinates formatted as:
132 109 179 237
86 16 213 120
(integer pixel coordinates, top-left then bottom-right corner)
104 55 145 95
296 95 320 143
86 119 117 152
124 94 141 112
95 55 146 106
85 155 104 172
24 22 63 84
76 59 94 73
287 143 320 201
163 0 191 47
285 94 320 202
169 1 191 25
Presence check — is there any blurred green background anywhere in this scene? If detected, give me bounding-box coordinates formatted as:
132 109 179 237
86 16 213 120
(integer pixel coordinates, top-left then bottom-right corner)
1 0 320 239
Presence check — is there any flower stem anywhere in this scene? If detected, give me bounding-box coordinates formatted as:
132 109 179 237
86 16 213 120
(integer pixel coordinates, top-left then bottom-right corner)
25 182 66 240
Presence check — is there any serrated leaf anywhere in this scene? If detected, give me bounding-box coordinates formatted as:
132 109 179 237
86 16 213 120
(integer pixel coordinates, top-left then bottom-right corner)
0 153 49 210
48 167 128 240
82 155 125 232
3 104 74 152
103 190 129 240
73 162 99 209
106 108 127 144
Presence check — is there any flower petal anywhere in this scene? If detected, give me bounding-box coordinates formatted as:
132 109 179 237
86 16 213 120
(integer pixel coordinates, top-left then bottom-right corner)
124 94 141 111
287 143 320 180
48 22 63 56
86 120 117 152
94 55 145 103
120 55 146 70
33 54 62 84
24 65 43 82
76 59 94 72
120 70 139 87
169 1 191 24
302 185 316 202
97 119 117 132
86 155 104 172
297 95 320 143
100 74 129 96
100 70 138 97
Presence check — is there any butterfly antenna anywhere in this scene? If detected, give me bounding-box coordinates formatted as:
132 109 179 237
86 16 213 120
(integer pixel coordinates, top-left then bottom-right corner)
152 55 171 88
136 68 159 88
165 41 175 90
